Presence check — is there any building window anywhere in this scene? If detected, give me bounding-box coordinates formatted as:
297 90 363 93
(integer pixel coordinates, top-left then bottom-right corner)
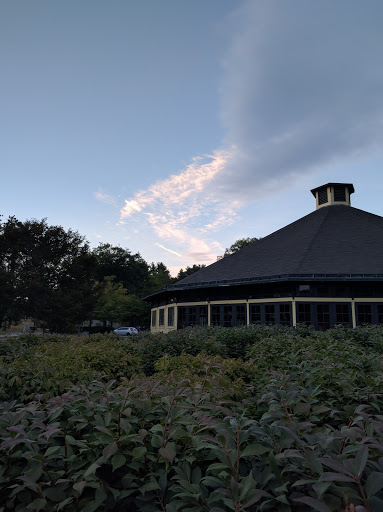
357 304 372 325
159 309 164 326
265 304 275 324
317 304 330 330
199 307 207 326
168 307 174 327
178 307 187 329
334 186 346 202
279 304 291 326
250 304 261 324
318 189 328 205
298 304 311 325
378 305 383 324
211 305 221 326
336 304 350 326
224 305 232 327
189 307 197 326
236 305 246 326
151 310 157 328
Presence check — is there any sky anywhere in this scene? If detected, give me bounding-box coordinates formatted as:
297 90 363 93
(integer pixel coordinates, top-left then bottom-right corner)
1 1 383 276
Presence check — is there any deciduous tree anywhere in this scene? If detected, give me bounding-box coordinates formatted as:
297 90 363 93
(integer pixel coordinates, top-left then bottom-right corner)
0 216 97 332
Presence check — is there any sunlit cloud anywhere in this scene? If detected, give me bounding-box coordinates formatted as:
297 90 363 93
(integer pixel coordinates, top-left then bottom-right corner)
120 149 237 266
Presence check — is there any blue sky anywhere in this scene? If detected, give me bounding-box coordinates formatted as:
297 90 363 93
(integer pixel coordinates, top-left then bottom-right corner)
2 1 383 275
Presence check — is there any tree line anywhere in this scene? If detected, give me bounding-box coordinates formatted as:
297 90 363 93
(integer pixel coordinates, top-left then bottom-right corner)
0 216 209 333
0 216 259 333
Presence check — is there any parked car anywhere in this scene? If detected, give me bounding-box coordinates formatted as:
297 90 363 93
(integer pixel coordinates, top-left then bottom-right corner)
113 326 139 336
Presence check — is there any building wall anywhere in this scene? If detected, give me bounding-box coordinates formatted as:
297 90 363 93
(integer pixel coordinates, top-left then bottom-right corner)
150 297 383 332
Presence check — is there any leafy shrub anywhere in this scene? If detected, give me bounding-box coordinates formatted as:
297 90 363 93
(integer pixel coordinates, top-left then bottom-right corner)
0 335 141 402
154 352 257 385
1 374 383 511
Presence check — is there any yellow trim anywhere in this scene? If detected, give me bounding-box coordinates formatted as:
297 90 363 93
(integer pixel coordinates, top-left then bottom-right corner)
351 300 356 329
176 301 211 307
292 300 297 327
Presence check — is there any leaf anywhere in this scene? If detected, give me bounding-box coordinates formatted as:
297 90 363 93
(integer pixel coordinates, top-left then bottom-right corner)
57 497 74 511
354 445 368 477
42 427 62 439
95 425 113 435
83 463 101 478
294 496 332 512
365 472 383 498
320 458 352 476
112 452 126 472
159 447 176 463
139 480 160 495
132 446 147 460
243 490 268 507
73 481 87 495
44 445 62 457
102 441 118 463
201 476 224 488
28 498 48 511
207 462 231 472
241 444 270 458
25 464 43 483
276 425 303 445
1 438 33 448
319 472 354 483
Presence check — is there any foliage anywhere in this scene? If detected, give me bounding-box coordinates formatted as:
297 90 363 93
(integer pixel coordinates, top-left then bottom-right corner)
223 237 259 257
1 373 383 511
93 277 132 326
148 262 174 294
1 326 383 510
92 243 150 297
176 264 206 281
0 334 141 402
0 216 97 332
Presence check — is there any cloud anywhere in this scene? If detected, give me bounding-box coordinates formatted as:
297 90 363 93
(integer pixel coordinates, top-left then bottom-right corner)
94 190 117 207
119 1 383 266
155 243 182 257
120 150 232 265
214 0 383 198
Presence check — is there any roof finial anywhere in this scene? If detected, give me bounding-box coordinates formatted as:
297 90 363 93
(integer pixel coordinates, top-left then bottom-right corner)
310 183 355 210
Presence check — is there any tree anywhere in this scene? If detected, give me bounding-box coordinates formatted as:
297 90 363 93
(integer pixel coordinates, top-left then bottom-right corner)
94 276 131 327
94 277 151 328
93 243 150 297
223 237 259 257
146 262 174 294
0 216 97 331
176 264 206 281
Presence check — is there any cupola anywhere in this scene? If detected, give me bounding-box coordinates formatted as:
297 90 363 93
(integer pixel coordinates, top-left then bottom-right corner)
310 182 355 210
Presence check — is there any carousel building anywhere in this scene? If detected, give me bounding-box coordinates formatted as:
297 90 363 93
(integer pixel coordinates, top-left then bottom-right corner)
146 183 383 332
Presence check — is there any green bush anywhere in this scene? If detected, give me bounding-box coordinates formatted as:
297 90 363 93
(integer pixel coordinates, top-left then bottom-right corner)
1 374 383 511
0 334 141 402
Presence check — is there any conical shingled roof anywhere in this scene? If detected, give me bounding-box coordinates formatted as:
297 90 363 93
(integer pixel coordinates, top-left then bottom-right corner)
171 205 383 289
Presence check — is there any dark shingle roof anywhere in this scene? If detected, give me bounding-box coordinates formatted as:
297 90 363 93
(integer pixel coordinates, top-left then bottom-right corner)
172 205 383 289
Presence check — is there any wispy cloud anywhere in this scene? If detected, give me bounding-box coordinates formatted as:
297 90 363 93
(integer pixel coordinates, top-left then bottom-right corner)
120 150 233 265
94 190 117 207
155 243 182 257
